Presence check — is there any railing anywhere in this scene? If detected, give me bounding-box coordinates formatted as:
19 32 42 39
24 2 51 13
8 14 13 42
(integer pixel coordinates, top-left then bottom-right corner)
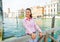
39 27 60 42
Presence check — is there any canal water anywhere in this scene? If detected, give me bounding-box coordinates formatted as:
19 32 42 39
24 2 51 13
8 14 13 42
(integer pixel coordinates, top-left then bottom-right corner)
3 18 60 42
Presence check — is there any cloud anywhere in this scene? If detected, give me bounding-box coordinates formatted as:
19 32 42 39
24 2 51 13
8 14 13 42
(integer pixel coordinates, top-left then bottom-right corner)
2 0 50 11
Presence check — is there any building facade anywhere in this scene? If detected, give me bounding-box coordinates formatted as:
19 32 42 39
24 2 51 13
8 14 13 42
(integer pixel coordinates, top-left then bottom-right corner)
44 0 60 16
18 8 25 19
30 6 44 18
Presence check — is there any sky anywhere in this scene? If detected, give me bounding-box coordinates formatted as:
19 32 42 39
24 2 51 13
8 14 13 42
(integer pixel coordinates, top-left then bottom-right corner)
2 0 51 12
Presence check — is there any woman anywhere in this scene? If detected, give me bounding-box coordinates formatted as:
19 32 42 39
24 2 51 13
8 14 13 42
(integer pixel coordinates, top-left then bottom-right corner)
23 8 42 42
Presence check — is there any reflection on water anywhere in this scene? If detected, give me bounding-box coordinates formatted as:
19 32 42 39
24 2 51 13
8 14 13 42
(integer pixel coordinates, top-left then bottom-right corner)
3 18 25 39
3 18 60 41
0 16 2 41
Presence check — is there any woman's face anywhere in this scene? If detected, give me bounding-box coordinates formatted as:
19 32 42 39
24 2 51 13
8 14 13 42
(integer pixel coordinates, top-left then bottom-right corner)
26 10 31 18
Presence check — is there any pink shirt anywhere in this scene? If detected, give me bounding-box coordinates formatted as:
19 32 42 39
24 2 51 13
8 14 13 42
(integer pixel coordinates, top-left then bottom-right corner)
23 17 42 34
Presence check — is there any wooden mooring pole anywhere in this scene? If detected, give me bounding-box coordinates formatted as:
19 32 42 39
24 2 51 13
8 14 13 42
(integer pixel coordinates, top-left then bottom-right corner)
44 32 48 42
51 16 55 42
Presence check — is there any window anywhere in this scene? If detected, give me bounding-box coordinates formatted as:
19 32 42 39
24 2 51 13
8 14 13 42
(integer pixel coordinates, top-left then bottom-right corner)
54 8 55 12
54 4 55 7
51 9 52 12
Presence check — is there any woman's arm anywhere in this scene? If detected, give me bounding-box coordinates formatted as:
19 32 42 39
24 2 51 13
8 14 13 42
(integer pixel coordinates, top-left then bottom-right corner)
34 22 42 33
34 22 43 38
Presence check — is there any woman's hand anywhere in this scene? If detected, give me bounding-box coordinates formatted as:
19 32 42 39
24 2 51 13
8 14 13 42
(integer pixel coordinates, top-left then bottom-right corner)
39 32 43 38
31 33 36 40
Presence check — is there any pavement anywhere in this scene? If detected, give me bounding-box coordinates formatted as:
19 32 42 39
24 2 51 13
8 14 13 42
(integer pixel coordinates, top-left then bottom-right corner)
3 35 31 42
